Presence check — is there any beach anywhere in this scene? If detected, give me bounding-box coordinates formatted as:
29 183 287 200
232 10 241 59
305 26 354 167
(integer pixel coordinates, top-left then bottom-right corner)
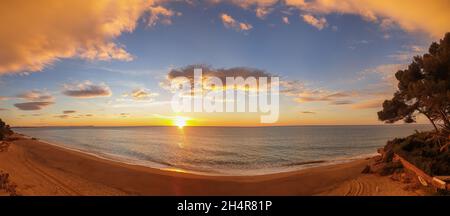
0 134 424 196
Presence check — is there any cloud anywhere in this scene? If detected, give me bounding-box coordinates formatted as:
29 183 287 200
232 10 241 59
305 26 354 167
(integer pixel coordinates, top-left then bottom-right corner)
212 0 277 19
300 111 316 114
0 0 177 75
14 102 54 111
348 40 370 50
127 88 159 100
280 80 373 106
292 88 352 103
330 100 354 105
160 65 281 98
14 90 55 111
359 63 405 88
62 81 112 98
351 99 383 109
285 0 450 38
167 65 273 81
255 7 272 19
301 14 327 30
239 22 253 31
281 66 400 110
380 18 395 30
1 0 445 75
220 13 253 31
296 93 349 103
54 115 70 119
212 0 450 37
146 5 180 27
17 90 54 101
211 0 277 16
283 78 393 110
388 45 426 62
297 92 351 102
212 0 278 8
162 64 275 92
111 99 170 108
279 80 305 95
63 110 76 114
120 113 130 117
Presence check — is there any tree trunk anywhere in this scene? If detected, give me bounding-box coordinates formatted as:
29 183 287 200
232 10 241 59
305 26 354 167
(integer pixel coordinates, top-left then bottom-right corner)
423 112 439 133
438 109 450 130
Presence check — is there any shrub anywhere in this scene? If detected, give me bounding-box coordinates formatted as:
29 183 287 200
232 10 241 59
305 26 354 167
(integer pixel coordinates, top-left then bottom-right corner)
390 132 450 176
0 119 13 141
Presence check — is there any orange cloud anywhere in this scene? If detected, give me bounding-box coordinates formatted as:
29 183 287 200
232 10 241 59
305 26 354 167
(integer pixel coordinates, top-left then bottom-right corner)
302 14 327 30
128 88 159 100
300 111 316 114
146 5 179 26
220 13 253 31
211 0 277 10
359 63 405 89
351 99 384 109
285 0 450 38
211 0 277 19
0 0 173 74
294 91 352 103
17 90 54 101
221 0 278 8
216 0 450 37
54 115 70 119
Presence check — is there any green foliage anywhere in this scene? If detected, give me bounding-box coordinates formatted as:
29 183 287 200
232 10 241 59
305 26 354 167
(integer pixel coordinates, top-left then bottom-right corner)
0 119 12 141
391 132 450 175
378 32 450 133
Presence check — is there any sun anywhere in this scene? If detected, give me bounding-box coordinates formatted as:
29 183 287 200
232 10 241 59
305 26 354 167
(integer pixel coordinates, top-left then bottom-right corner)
174 116 187 128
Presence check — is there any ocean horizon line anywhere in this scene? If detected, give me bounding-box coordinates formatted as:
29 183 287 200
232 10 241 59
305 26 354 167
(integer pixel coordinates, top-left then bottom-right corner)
11 123 432 129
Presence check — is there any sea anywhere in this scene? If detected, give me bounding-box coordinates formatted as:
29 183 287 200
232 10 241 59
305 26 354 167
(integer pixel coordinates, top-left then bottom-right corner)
14 124 432 175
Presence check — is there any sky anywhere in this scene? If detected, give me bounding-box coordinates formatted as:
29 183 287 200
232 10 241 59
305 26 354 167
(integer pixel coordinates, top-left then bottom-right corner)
0 0 449 127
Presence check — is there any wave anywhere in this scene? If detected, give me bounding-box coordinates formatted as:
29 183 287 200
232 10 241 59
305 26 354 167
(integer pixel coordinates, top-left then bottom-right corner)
283 160 327 166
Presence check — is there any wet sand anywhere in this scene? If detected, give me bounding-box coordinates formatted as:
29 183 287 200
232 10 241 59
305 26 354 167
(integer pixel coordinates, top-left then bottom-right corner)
0 134 421 196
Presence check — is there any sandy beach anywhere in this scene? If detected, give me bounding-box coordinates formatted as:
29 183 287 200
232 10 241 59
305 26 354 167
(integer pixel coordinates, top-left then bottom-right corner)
0 134 424 196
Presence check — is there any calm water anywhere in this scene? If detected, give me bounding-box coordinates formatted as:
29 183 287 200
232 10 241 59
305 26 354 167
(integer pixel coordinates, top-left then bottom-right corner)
15 125 431 175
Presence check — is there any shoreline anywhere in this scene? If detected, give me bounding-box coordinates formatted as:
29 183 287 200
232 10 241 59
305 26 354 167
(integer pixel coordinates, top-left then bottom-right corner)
15 133 381 177
0 134 425 195
28 137 381 176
